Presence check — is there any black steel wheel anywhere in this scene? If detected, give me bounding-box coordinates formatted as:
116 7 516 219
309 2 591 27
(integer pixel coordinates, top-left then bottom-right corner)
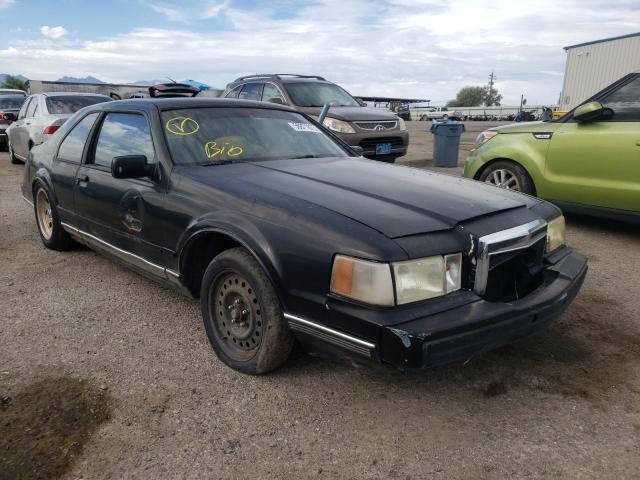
200 247 294 374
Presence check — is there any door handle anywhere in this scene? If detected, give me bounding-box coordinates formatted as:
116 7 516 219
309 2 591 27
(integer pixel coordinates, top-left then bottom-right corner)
76 174 89 185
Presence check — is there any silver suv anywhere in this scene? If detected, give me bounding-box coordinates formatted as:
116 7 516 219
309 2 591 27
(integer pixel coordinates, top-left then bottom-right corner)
6 92 111 164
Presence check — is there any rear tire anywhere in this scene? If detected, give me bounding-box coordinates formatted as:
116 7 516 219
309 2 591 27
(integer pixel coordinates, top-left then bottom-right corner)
33 183 76 250
9 142 22 164
200 247 294 374
478 160 535 195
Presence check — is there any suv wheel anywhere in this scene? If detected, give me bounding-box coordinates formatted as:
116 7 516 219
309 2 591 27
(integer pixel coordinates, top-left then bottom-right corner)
479 161 535 195
200 247 294 374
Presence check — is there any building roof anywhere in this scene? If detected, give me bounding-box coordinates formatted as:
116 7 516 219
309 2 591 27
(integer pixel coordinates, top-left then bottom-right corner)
564 32 640 50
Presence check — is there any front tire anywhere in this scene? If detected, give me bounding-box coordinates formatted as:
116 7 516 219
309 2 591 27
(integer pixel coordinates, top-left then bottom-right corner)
200 247 294 374
33 184 76 250
478 160 535 195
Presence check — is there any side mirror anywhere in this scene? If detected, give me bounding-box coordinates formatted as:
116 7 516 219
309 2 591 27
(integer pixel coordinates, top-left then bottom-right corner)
2 112 16 122
266 97 285 105
355 98 366 107
350 145 364 155
111 155 155 179
573 101 605 123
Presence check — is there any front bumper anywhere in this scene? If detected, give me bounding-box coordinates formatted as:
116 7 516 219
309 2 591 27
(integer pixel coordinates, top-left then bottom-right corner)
379 249 587 368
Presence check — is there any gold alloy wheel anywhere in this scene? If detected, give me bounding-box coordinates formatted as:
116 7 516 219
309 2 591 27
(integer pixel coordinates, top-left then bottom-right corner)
36 188 54 240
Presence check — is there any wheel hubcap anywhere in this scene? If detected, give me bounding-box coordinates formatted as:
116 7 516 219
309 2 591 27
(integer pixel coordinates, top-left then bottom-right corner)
210 272 263 359
486 169 521 191
36 189 54 240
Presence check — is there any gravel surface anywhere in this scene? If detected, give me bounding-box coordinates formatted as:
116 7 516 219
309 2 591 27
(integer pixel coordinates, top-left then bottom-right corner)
1 122 639 479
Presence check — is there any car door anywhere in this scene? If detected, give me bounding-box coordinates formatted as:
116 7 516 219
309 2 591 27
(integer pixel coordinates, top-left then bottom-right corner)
544 75 640 212
11 96 34 158
74 111 167 268
51 112 101 226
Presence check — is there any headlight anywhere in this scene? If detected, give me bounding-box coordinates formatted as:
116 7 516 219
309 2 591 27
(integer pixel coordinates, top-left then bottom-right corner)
397 118 407 131
322 117 356 134
474 130 498 148
330 253 462 306
546 215 566 253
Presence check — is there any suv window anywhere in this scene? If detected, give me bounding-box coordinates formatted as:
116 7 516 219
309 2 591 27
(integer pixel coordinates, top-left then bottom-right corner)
601 76 640 122
93 113 155 169
57 113 100 163
224 85 242 99
262 83 285 103
283 82 359 107
26 97 38 117
238 83 263 101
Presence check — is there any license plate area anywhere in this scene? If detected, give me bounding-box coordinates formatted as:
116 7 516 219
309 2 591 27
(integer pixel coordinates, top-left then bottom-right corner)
375 143 391 155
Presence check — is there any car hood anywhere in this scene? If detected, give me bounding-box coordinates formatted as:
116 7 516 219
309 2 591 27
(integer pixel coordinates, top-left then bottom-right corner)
296 106 400 122
492 121 563 134
231 158 538 238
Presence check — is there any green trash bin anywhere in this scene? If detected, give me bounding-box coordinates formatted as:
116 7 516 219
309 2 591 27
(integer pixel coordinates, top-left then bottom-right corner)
430 121 466 167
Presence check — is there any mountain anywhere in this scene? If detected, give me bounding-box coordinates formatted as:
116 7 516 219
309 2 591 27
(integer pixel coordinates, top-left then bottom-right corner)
56 76 105 84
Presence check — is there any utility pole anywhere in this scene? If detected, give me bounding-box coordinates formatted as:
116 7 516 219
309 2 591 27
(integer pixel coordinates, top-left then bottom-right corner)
487 71 496 106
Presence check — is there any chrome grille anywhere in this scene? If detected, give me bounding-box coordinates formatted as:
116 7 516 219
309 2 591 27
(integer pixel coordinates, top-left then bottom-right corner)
474 219 548 296
353 121 397 131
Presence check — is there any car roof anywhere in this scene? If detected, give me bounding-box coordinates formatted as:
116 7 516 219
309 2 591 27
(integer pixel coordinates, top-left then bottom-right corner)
0 88 26 95
40 92 112 98
94 97 298 112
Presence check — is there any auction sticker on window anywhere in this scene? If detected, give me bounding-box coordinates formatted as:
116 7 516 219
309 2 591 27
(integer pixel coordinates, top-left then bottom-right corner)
288 122 320 133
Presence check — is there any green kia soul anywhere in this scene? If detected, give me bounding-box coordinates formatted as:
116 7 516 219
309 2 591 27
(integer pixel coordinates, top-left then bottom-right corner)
463 72 639 221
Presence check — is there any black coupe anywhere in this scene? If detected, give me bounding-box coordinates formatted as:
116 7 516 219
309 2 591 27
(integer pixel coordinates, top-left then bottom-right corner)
21 98 587 374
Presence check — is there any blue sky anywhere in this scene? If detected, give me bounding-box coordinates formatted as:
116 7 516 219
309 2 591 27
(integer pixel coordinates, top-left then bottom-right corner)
1 0 638 105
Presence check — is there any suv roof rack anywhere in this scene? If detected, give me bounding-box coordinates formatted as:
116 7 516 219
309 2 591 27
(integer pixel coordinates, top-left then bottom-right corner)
234 74 326 82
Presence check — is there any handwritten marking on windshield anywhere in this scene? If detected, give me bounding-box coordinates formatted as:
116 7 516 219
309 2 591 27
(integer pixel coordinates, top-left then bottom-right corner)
166 116 200 136
204 141 244 159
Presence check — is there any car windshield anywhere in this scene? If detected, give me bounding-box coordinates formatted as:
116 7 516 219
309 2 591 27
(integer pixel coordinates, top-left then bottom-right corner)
283 82 360 107
0 96 25 109
161 107 350 165
45 95 111 114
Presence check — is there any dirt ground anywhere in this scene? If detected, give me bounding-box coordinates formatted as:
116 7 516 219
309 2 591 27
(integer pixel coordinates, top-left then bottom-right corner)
1 122 639 479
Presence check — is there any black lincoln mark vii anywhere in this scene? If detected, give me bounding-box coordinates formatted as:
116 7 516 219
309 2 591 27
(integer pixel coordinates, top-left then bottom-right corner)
21 98 587 374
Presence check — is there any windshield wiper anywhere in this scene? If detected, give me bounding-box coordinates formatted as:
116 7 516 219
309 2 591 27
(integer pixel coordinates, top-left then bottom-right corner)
199 160 235 166
285 155 317 160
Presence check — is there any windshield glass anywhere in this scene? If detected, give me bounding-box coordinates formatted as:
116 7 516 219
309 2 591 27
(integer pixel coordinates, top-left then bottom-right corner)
161 107 350 165
45 95 111 114
283 82 360 107
0 96 25 109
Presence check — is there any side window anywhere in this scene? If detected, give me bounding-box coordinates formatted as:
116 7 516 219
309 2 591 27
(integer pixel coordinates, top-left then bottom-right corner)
57 113 100 163
238 83 263 101
262 83 285 103
18 97 32 119
224 85 242 99
25 97 38 117
601 77 640 122
92 113 155 169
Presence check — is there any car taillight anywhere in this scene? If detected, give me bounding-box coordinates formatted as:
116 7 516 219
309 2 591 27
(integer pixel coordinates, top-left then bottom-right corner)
43 125 60 135
0 112 4 121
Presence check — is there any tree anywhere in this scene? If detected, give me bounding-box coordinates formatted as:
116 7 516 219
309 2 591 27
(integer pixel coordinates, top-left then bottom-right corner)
446 86 485 107
2 75 27 91
484 85 503 106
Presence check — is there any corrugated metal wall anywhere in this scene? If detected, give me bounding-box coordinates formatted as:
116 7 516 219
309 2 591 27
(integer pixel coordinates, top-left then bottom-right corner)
560 35 640 110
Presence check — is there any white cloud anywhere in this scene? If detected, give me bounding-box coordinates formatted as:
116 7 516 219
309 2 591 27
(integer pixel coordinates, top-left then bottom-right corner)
145 0 228 22
40 25 68 39
0 0 15 8
3 1 639 105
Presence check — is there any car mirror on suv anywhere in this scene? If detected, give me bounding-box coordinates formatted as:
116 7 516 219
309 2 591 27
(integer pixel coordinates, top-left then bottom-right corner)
266 97 285 105
573 101 605 123
112 155 155 180
355 98 366 107
2 112 16 122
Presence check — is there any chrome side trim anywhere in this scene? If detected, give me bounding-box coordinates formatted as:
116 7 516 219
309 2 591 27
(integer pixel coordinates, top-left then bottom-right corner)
474 219 547 295
284 313 375 358
166 269 180 278
22 195 34 207
60 222 174 279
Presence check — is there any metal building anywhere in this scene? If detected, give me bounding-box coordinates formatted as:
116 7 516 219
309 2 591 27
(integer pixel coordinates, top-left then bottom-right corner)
559 32 640 111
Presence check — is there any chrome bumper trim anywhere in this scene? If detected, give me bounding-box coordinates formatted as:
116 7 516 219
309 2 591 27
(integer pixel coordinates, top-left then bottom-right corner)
284 313 375 358
22 195 34 207
474 219 547 295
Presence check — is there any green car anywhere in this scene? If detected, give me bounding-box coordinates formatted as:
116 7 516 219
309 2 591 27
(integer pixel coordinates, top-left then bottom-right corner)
463 71 640 220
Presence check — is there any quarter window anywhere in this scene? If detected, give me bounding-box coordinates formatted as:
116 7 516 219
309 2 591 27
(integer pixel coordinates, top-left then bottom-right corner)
93 113 155 169
18 97 32 119
601 76 640 122
238 83 264 101
57 113 100 164
224 85 242 99
25 97 38 117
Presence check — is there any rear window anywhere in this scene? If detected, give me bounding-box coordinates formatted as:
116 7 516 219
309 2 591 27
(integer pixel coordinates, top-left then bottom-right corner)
45 96 111 114
0 96 25 109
